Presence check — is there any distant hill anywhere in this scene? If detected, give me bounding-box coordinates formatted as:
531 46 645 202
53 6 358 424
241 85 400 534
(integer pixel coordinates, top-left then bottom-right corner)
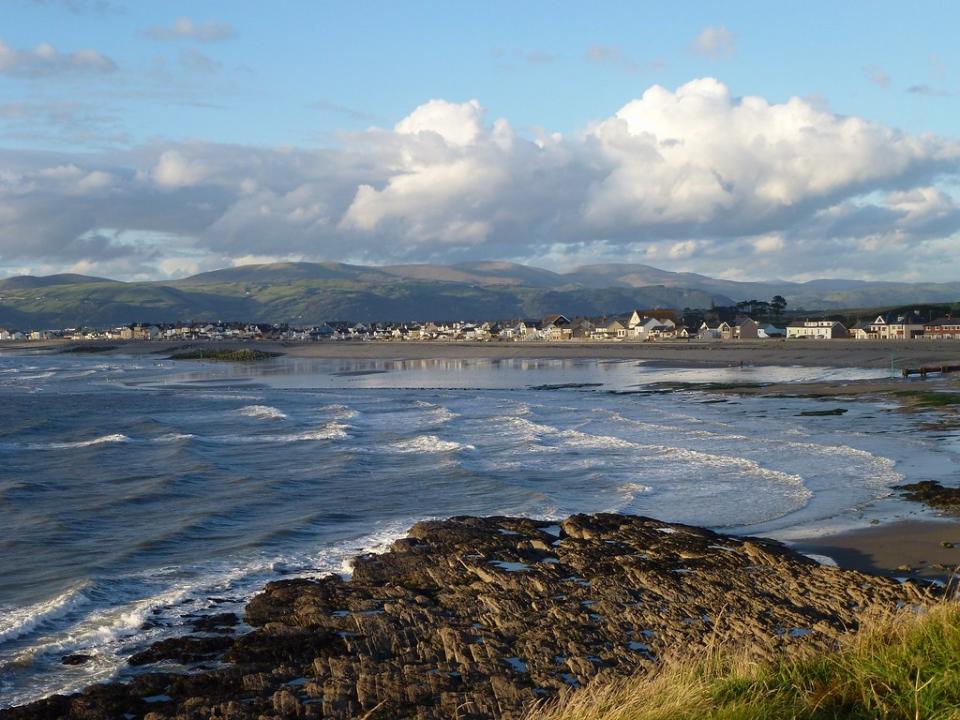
0 260 957 328
564 264 960 308
0 273 117 290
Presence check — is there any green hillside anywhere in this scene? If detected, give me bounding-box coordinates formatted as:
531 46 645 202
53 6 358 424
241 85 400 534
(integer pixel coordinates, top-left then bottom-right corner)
0 275 726 328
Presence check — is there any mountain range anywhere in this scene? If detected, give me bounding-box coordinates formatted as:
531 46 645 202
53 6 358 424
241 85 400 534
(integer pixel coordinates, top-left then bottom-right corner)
1 261 958 328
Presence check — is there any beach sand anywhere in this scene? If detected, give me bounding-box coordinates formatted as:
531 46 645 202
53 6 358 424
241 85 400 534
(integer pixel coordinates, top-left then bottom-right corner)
793 519 960 584
5 337 960 369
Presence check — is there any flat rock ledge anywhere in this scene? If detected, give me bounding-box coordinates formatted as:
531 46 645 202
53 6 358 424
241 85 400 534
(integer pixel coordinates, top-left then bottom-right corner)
3 514 921 720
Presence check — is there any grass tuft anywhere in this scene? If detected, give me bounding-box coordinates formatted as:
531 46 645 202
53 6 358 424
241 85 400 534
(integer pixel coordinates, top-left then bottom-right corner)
530 601 960 720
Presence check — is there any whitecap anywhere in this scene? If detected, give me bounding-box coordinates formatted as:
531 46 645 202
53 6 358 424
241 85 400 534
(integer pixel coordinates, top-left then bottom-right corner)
319 403 358 420
387 435 474 453
239 405 287 420
617 482 653 496
37 434 130 450
0 583 91 645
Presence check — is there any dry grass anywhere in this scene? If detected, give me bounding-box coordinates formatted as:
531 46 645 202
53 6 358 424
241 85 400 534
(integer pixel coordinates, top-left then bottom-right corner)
530 601 960 720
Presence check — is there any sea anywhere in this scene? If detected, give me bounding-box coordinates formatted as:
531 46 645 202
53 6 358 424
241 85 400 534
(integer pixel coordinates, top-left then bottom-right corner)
1 350 959 708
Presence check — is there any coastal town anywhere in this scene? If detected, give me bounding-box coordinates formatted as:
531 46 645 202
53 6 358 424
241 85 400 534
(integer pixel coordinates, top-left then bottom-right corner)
2 309 959 343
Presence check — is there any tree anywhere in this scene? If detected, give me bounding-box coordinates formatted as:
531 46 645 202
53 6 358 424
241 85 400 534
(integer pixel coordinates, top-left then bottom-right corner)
771 295 787 321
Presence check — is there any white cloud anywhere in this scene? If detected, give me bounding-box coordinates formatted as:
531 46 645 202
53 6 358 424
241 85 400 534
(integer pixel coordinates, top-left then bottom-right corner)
152 150 209 188
145 17 236 43
0 38 116 77
393 98 485 147
693 25 737 59
2 79 960 281
751 234 785 253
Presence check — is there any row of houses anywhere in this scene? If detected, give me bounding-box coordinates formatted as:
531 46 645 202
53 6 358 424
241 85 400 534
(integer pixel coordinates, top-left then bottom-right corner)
786 314 960 340
3 311 960 343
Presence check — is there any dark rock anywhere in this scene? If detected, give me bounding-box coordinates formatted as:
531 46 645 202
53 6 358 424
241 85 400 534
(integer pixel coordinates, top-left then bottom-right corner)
798 408 847 416
899 480 960 513
128 635 235 666
60 654 92 666
190 612 240 633
3 514 923 720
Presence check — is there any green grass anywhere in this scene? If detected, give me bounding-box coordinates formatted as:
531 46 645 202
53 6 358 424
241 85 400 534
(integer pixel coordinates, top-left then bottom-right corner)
531 602 960 720
168 348 282 362
893 391 960 408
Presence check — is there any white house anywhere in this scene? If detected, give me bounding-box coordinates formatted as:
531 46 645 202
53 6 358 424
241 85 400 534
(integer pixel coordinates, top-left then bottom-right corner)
786 320 847 339
630 316 676 340
870 314 925 340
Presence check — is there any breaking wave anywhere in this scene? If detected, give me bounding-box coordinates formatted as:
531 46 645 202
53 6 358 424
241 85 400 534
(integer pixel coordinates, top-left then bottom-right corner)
39 433 130 450
387 435 474 453
239 405 287 420
0 583 91 645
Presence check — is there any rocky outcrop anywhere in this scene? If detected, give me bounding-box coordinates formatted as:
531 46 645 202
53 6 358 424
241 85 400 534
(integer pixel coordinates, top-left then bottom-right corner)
900 480 960 513
1 514 921 720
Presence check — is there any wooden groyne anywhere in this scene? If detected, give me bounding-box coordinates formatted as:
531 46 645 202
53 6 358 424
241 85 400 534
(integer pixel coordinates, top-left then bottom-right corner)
902 363 960 377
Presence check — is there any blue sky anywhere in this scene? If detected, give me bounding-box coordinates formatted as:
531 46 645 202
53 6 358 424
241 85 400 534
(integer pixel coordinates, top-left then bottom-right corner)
1 0 959 281
4 0 958 147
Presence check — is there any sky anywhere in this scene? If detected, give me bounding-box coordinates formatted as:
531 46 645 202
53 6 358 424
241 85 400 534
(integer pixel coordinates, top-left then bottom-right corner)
1 0 959 283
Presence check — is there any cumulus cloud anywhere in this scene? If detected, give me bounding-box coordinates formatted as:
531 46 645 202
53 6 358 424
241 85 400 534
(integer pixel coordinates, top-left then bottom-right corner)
2 79 960 281
145 17 236 43
0 38 116 77
693 25 736 59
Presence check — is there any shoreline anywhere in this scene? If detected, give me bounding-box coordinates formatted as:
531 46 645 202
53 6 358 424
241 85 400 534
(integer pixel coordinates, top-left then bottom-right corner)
791 517 960 584
4 337 960 369
1 513 932 719
3 341 960 714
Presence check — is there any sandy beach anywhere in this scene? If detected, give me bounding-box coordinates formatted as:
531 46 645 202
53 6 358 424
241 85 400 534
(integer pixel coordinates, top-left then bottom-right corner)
794 519 960 584
5 337 960 369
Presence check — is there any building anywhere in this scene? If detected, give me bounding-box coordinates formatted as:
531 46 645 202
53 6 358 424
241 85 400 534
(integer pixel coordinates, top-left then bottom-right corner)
786 320 847 339
757 324 785 339
869 313 925 340
924 317 960 340
848 321 876 340
731 317 759 339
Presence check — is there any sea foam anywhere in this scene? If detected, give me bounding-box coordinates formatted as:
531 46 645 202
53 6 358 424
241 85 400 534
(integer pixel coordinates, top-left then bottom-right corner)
239 405 287 420
387 435 474 453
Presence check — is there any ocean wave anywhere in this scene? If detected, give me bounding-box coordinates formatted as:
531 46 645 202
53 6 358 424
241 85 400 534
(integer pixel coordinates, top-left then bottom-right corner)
783 441 902 486
11 371 56 381
154 433 196 443
39 434 130 450
239 405 287 420
275 423 351 442
200 421 351 444
617 481 653 497
601 410 750 441
0 583 91 645
557 428 638 450
319 403 358 420
643 443 809 488
412 401 459 424
387 435 474 453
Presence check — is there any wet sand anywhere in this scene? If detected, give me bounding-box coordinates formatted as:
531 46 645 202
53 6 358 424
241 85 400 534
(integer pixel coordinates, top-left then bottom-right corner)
5 338 960 370
793 519 960 584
